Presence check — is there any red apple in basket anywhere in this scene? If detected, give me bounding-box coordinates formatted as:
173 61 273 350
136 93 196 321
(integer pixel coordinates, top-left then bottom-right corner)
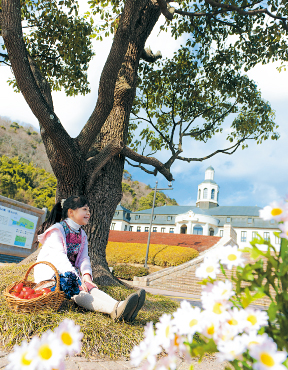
41 288 51 295
14 283 23 293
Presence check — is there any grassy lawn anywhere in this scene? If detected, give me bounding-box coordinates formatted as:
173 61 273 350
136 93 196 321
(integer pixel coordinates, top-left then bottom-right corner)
0 263 179 359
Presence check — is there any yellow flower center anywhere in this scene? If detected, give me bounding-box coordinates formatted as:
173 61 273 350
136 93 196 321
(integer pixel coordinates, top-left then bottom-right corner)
38 345 52 360
206 266 214 273
227 318 238 326
174 334 180 347
61 332 73 346
20 352 32 366
260 352 275 367
228 254 237 261
213 302 223 314
165 326 170 338
207 325 214 335
189 319 198 327
222 289 227 295
271 208 282 216
248 341 259 346
247 315 257 326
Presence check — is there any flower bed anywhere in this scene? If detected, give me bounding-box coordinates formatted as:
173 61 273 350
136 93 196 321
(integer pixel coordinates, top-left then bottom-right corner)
106 242 199 267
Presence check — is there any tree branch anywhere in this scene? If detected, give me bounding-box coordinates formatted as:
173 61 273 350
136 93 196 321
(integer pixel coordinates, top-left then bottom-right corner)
77 0 144 153
122 146 174 181
176 137 247 163
86 139 124 191
141 47 162 63
204 0 288 31
125 158 156 175
2 0 76 162
156 0 175 20
0 52 9 61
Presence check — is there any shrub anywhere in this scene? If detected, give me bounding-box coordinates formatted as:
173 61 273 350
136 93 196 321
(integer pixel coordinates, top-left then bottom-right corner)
113 264 149 280
106 242 199 267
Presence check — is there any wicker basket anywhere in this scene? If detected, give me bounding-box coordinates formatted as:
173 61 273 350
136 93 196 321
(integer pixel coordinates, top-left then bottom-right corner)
3 261 66 313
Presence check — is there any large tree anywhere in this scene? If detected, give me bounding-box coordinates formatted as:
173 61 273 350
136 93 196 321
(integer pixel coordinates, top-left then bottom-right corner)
1 0 287 284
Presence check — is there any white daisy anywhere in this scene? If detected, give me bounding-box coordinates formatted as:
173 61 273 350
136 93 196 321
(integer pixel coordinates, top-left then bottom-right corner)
202 299 231 322
223 307 247 336
216 336 246 362
241 332 270 350
243 308 268 332
219 245 246 270
28 331 65 370
201 280 235 305
172 301 203 341
195 257 220 279
155 314 176 350
198 314 220 340
130 322 161 369
279 221 288 240
259 201 288 222
7 341 34 370
55 319 83 356
250 340 287 370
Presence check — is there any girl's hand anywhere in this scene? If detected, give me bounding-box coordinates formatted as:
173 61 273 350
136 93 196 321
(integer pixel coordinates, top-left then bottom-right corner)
82 273 98 292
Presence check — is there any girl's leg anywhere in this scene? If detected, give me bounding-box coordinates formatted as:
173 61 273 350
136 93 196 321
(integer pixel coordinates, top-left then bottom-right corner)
72 288 138 320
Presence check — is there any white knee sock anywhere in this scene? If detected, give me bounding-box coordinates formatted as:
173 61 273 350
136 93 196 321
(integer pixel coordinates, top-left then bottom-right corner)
72 288 124 314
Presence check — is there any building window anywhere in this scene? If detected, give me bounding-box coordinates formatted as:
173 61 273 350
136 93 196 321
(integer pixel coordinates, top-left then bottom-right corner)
110 223 115 230
248 218 252 224
226 217 231 223
220 230 223 237
153 227 157 232
275 235 281 244
264 232 270 241
135 215 140 220
209 228 214 236
114 211 119 216
167 216 172 221
270 219 275 225
211 189 215 200
161 228 165 233
198 189 201 199
129 226 133 231
193 225 203 235
145 227 149 232
124 225 127 231
169 228 174 233
203 188 208 199
241 231 247 242
137 226 141 232
252 231 258 240
153 215 157 220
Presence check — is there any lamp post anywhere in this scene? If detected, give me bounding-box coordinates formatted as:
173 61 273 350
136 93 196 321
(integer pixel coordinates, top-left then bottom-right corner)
144 181 173 268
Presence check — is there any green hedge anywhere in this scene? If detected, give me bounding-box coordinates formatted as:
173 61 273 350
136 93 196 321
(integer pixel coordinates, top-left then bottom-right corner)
112 264 149 280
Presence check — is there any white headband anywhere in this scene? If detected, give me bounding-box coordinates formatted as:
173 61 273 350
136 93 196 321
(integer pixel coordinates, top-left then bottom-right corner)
60 199 66 209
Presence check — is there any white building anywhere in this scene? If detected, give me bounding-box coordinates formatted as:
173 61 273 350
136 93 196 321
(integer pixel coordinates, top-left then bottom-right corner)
111 167 280 250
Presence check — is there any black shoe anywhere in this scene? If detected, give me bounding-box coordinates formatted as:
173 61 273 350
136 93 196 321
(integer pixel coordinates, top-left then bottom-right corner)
126 289 146 322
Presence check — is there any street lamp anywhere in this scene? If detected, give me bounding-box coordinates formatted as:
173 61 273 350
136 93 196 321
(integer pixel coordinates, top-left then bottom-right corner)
144 181 174 268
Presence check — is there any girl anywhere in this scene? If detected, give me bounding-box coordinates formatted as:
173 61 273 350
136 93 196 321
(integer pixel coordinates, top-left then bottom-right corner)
34 195 145 321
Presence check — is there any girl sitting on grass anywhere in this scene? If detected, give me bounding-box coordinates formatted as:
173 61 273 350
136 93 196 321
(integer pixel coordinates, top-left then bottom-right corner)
34 195 145 321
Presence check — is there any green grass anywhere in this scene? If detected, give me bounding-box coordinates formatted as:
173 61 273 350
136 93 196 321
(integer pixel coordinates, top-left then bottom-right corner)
0 263 179 359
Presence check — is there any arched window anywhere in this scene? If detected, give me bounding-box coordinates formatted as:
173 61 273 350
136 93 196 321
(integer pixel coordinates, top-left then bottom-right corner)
209 228 214 236
198 189 201 199
180 224 187 234
203 188 208 199
193 225 203 235
211 189 215 200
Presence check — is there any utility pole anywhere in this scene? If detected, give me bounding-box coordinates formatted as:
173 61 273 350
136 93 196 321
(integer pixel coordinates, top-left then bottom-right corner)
144 181 173 268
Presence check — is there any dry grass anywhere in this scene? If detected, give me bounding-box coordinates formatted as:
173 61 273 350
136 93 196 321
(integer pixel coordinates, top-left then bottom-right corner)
0 263 179 359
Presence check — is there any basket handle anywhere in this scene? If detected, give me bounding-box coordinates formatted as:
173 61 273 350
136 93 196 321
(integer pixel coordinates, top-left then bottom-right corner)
24 261 61 292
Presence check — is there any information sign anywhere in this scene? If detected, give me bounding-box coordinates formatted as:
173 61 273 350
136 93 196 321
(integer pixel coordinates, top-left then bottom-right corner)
0 205 38 249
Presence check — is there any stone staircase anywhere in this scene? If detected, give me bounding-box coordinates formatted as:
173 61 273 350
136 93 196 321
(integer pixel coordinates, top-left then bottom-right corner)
133 225 271 307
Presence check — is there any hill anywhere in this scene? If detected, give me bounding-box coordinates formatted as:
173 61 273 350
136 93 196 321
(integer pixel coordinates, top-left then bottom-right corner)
0 116 178 211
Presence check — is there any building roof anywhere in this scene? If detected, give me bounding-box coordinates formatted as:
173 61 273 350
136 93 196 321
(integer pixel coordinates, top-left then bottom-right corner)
116 204 132 213
199 179 218 185
206 166 214 171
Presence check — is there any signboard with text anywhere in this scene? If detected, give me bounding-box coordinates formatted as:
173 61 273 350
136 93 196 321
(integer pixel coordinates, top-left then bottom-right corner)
0 205 38 250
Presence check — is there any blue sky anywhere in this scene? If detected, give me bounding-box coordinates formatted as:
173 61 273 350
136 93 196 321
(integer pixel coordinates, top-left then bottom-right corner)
0 16 288 209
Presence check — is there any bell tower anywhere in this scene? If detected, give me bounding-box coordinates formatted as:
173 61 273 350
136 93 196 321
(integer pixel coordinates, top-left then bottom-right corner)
196 166 219 209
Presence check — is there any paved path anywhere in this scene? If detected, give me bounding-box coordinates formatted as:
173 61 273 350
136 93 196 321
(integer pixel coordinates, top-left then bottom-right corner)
0 349 227 370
